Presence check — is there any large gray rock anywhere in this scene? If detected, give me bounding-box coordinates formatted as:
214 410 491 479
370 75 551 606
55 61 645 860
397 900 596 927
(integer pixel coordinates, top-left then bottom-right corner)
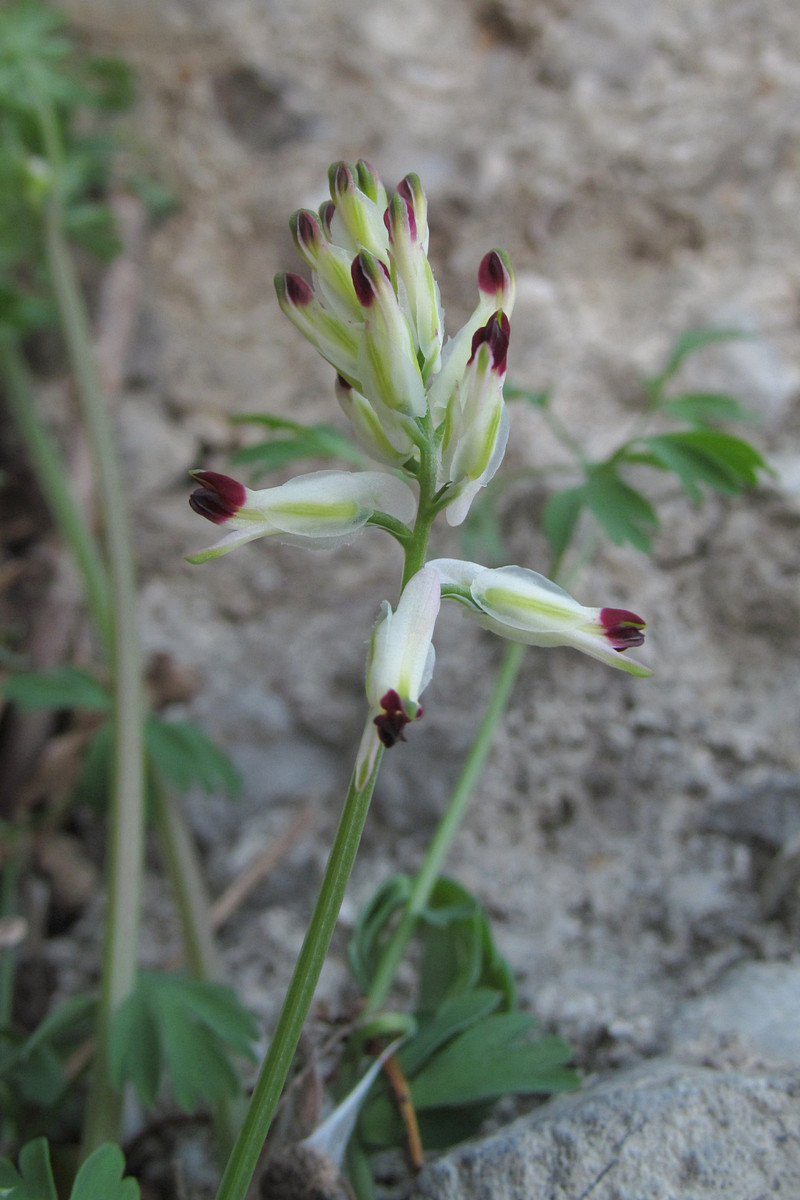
410 1061 800 1200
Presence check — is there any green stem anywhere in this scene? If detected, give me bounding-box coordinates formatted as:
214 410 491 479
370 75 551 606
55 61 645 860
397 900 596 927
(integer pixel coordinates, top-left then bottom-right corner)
214 735 384 1200
365 640 525 1012
401 415 438 587
0 331 112 652
32 94 146 1152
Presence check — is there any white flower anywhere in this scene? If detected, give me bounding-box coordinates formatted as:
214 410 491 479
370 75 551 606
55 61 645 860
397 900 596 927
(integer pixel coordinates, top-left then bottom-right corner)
355 567 441 786
437 312 510 526
429 559 651 676
187 469 416 563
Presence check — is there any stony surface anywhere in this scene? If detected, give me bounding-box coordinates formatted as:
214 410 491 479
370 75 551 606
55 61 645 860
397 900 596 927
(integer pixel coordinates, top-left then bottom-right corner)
42 0 800 1194
410 1060 800 1200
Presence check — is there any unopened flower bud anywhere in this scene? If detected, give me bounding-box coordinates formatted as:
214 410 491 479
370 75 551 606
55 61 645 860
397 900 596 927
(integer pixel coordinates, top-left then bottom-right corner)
356 567 440 785
396 173 429 252
385 188 442 379
275 272 361 384
350 252 427 418
335 376 417 468
427 249 516 422
289 209 325 267
438 312 510 525
478 249 515 312
355 159 388 210
327 160 391 260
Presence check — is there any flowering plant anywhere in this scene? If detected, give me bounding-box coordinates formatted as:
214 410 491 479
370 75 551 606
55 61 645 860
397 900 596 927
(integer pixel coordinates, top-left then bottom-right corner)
188 159 650 1200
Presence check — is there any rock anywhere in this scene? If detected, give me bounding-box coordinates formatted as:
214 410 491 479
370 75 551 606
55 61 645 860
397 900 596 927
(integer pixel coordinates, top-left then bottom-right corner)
670 960 800 1067
410 1060 800 1200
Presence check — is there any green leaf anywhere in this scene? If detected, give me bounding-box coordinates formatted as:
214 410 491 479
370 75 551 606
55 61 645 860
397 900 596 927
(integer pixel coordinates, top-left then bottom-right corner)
108 972 258 1113
410 1014 576 1108
660 391 755 427
418 882 483 1014
656 327 750 385
542 485 585 562
70 1143 139 1200
348 874 412 993
582 467 658 553
639 430 767 502
108 986 162 1106
0 1137 58 1200
145 717 243 797
2 666 110 711
400 988 502 1076
230 420 366 478
158 1000 240 1110
155 974 258 1058
418 878 517 1015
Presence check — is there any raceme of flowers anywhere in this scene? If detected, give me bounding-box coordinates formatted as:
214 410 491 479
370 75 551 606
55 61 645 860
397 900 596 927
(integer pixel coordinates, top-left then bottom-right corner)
188 160 650 769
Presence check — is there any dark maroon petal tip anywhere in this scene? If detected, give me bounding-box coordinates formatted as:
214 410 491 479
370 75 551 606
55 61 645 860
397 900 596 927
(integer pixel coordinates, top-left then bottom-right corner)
469 311 510 373
396 175 415 205
386 190 416 244
283 273 314 307
373 688 421 748
189 471 247 525
330 161 354 199
478 250 509 295
351 253 377 307
293 209 321 250
600 608 646 651
319 200 335 236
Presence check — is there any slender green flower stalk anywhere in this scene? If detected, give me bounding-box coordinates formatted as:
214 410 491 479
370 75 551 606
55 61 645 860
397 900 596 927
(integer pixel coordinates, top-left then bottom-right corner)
190 160 651 1200
28 90 147 1153
213 742 384 1200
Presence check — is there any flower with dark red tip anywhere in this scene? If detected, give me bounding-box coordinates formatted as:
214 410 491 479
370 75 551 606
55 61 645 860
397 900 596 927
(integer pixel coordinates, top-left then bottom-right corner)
437 311 511 526
428 559 651 676
187 470 416 564
355 567 441 785
188 471 247 524
373 689 420 748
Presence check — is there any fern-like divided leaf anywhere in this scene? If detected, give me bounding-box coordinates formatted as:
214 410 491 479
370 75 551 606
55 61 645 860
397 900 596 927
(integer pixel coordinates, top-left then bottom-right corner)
108 972 258 1112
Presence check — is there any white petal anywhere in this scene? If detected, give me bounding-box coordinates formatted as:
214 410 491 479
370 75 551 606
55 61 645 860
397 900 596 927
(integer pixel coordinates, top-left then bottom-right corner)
471 565 589 634
366 568 440 709
426 558 484 591
185 526 274 564
251 470 416 536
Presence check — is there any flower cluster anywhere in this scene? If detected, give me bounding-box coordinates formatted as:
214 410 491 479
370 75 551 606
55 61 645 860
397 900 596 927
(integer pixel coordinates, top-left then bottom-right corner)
189 160 650 775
